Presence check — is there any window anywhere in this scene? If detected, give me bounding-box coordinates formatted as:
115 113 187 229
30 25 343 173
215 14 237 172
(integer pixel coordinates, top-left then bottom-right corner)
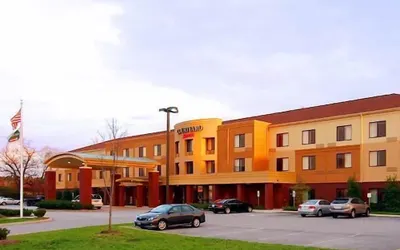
123 148 129 157
99 170 104 179
157 165 162 175
181 205 195 212
153 144 161 156
175 141 179 155
138 168 145 177
234 158 245 172
109 150 114 156
58 174 62 182
138 147 146 157
186 139 193 153
302 156 316 170
206 161 215 173
369 189 378 204
67 173 72 181
369 121 386 138
234 134 245 148
77 173 80 181
336 153 352 168
302 130 316 145
336 188 348 198
276 158 289 171
337 125 352 141
369 150 386 167
206 138 215 154
175 163 180 175
276 133 289 147
186 161 194 174
124 167 130 177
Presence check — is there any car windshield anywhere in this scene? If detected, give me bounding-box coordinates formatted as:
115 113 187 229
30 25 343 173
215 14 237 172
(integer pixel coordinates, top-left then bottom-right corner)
332 199 349 204
303 200 318 205
92 194 102 199
150 205 172 213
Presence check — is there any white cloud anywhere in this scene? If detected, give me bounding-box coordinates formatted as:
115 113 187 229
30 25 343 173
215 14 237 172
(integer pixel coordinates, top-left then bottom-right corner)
0 0 241 150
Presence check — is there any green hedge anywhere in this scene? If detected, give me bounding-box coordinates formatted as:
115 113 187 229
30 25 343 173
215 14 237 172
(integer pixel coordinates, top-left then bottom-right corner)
282 206 297 211
33 208 47 217
0 208 33 217
37 200 94 210
190 203 210 210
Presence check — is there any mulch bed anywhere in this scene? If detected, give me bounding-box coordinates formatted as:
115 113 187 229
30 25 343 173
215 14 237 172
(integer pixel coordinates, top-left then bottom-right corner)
0 240 20 246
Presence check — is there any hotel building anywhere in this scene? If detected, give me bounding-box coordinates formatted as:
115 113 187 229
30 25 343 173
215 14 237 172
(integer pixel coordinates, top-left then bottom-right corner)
47 93 400 209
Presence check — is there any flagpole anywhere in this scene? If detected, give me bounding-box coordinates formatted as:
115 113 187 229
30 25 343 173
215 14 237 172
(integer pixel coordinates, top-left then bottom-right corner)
19 100 24 218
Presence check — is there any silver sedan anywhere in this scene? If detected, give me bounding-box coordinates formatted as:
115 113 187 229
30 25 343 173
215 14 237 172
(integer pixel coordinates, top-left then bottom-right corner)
0 197 20 205
298 199 331 217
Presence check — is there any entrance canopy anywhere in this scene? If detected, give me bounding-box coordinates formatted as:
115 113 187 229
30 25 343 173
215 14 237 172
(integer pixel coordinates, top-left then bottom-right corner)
44 152 159 170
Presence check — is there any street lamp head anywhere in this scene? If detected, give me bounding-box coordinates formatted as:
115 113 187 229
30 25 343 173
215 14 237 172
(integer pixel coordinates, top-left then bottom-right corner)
159 107 179 113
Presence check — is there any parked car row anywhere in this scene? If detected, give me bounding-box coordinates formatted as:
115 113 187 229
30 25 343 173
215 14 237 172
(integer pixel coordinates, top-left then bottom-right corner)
298 197 370 218
0 196 20 205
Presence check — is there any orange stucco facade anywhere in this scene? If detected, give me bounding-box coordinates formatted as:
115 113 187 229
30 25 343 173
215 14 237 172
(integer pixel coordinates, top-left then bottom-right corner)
50 94 400 208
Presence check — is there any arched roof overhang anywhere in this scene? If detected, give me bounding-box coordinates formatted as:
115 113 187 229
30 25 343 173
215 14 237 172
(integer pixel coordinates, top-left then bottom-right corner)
44 152 159 170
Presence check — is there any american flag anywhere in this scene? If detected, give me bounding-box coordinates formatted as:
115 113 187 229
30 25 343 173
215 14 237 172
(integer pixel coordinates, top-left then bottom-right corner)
10 109 21 130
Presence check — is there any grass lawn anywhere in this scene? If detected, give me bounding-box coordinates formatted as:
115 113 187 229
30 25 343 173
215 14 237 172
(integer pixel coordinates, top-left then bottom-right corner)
0 217 46 225
372 211 400 215
2 224 329 250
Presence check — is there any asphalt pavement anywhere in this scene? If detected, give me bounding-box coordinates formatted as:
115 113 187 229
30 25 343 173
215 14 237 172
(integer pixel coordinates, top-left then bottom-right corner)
2 205 400 250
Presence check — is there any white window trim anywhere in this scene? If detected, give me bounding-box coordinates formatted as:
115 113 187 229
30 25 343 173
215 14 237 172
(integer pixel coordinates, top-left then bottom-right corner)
282 133 289 147
344 126 352 140
282 158 289 171
344 153 352 168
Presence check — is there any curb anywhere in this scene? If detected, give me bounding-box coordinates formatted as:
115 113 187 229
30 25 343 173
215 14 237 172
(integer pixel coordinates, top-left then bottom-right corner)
0 217 53 227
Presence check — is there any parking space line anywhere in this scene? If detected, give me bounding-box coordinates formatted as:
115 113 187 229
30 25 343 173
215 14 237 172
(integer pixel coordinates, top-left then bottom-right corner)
211 228 265 237
306 233 361 247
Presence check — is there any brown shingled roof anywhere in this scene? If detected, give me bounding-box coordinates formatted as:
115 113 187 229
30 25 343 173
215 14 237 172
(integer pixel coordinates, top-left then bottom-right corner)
223 93 400 125
71 93 400 152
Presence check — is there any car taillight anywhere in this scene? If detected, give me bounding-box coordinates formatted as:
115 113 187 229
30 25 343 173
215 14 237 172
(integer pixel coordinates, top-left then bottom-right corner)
298 205 302 209
309 206 316 210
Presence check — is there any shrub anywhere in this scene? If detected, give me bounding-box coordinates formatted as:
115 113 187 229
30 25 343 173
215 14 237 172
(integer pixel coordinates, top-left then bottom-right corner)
0 209 33 217
37 200 94 210
0 228 10 240
283 206 297 211
33 208 47 218
347 176 362 198
190 203 209 210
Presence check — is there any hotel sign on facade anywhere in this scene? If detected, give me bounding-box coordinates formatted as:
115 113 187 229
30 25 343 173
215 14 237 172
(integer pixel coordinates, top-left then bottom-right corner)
177 125 203 139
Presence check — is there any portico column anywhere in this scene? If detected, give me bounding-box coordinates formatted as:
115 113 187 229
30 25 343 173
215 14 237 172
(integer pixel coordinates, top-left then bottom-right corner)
44 170 56 200
237 184 245 201
79 167 92 206
185 185 194 204
264 183 274 210
112 173 121 206
136 184 144 207
148 169 160 207
118 185 125 206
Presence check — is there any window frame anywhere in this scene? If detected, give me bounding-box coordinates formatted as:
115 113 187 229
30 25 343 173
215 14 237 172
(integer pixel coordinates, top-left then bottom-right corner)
369 150 386 167
206 160 216 174
369 121 386 138
276 133 289 147
302 129 316 145
234 158 246 172
276 157 289 172
336 152 352 169
175 163 180 175
234 134 245 148
336 125 352 141
186 161 194 174
186 139 193 153
153 144 162 156
302 155 316 170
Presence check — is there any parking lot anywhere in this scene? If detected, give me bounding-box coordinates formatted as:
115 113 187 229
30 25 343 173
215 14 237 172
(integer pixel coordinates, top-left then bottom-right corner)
3 205 400 250
163 212 400 250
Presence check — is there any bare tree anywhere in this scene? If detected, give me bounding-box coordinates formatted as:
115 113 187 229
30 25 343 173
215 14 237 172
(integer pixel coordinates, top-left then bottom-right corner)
94 118 127 233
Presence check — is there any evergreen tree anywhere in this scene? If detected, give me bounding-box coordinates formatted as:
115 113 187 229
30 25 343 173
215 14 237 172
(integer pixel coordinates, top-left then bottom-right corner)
383 175 400 212
347 176 361 198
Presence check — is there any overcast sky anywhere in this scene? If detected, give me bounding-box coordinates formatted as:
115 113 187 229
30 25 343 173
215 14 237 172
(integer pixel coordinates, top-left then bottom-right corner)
0 0 399 151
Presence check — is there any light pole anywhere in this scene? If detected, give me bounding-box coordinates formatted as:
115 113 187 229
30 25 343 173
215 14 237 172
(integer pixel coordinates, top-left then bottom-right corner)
159 106 178 204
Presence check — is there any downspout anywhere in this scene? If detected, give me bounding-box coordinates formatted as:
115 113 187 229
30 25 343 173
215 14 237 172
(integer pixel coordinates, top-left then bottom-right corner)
360 113 364 183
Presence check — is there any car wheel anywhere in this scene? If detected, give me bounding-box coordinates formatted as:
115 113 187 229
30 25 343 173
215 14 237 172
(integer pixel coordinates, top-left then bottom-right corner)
191 218 201 228
332 214 338 218
224 207 231 214
213 210 218 214
1 202 6 206
317 210 323 217
247 206 253 213
157 220 168 231
365 208 370 217
350 209 356 219
301 214 306 217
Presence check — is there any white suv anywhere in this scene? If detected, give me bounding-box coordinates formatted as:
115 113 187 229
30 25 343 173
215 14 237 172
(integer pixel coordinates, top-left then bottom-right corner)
72 194 103 209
